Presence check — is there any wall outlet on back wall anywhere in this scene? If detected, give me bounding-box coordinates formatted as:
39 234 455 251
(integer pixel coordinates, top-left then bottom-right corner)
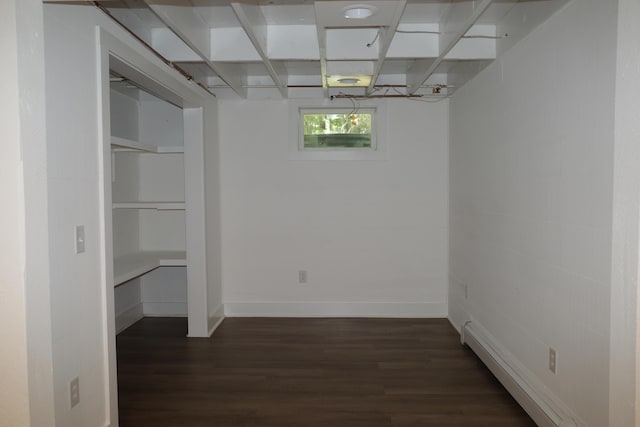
298 270 307 284
459 282 468 299
549 348 557 374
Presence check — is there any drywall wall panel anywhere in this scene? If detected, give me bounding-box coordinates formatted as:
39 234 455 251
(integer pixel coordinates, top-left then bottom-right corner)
45 6 115 425
16 0 57 423
139 210 186 251
0 1 31 424
219 99 448 316
110 88 139 141
141 267 188 316
138 92 184 147
114 279 142 323
137 153 185 202
449 0 616 425
609 0 640 424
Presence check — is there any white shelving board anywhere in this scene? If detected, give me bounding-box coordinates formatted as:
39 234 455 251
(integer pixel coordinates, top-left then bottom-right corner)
114 250 187 286
111 136 184 154
113 202 185 210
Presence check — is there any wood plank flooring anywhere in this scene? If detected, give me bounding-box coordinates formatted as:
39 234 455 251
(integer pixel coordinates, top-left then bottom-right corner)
117 317 535 427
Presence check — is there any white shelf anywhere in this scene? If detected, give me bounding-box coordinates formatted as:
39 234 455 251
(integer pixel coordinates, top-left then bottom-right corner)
114 251 187 286
113 202 185 210
111 136 184 154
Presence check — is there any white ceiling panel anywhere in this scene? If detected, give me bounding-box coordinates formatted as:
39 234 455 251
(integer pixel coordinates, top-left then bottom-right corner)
400 1 452 24
280 60 322 76
325 29 379 60
261 4 316 25
268 25 319 60
193 5 240 28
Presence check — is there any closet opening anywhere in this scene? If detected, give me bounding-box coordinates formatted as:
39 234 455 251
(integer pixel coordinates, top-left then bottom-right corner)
97 29 212 424
109 70 188 334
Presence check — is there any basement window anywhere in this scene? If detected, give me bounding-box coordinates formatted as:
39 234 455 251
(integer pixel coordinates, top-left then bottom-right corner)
300 108 376 151
288 101 386 161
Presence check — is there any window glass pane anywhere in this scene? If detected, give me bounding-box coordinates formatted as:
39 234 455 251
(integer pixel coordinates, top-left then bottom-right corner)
302 113 372 149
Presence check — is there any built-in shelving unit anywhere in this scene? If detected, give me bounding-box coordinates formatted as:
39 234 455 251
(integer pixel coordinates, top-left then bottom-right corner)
110 81 189 329
112 202 185 210
111 136 184 154
114 250 187 286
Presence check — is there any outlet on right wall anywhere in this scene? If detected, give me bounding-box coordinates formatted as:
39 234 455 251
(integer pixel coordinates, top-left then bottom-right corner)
449 0 620 425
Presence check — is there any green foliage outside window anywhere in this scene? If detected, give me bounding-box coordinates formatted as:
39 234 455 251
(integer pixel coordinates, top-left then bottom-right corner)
302 112 373 149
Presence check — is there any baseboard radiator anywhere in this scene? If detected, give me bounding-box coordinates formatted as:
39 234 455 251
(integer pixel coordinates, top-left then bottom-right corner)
461 321 577 427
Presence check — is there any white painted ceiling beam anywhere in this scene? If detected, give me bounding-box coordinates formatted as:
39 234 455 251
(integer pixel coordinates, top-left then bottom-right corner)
316 26 329 98
366 0 406 95
231 2 288 98
406 0 495 94
145 1 247 98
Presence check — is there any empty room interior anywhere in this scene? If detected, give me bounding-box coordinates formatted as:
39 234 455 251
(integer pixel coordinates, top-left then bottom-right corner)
3 0 640 426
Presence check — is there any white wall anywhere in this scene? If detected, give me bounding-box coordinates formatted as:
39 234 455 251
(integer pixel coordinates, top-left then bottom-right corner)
45 7 118 425
0 1 32 424
2 0 56 425
449 1 617 426
220 99 449 317
114 280 142 333
610 0 640 424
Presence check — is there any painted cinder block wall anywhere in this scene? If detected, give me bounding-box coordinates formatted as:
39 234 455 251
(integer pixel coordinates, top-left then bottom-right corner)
449 0 639 425
219 99 449 317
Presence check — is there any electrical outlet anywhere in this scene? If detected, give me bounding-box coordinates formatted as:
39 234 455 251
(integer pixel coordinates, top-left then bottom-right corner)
298 270 307 284
548 348 557 374
70 377 80 408
74 225 85 254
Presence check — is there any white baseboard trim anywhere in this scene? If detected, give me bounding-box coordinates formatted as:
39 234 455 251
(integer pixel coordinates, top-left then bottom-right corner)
142 302 187 317
224 302 447 318
462 321 579 427
208 304 225 336
115 303 143 334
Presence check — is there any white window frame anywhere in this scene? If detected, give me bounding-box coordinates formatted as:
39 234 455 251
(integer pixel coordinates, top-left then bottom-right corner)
288 99 387 161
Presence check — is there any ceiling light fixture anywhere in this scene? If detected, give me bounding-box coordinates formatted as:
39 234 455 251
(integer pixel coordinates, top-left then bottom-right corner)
343 4 376 19
337 78 361 84
327 75 372 87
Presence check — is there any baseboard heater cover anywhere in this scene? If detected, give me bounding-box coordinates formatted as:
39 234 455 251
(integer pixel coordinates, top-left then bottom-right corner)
462 321 577 427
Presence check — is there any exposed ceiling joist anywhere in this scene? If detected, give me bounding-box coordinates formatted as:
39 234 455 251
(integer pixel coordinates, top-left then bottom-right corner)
231 2 288 98
366 0 406 95
87 0 569 100
316 26 329 98
145 1 248 98
406 0 495 94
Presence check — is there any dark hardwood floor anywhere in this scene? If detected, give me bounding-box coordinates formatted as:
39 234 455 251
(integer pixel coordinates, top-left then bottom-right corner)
117 317 535 427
